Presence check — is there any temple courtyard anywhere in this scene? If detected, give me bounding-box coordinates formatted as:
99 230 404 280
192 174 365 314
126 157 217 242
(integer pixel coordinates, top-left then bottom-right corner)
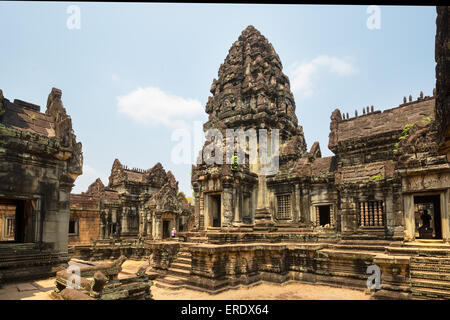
0 260 369 300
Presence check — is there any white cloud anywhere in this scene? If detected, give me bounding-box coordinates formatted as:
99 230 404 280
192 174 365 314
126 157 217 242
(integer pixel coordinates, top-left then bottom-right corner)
117 87 203 128
288 55 357 98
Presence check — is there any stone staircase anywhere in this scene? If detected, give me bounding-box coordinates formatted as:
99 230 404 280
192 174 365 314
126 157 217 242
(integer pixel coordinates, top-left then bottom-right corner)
328 239 393 254
155 246 192 290
0 243 40 256
407 241 450 299
387 240 450 256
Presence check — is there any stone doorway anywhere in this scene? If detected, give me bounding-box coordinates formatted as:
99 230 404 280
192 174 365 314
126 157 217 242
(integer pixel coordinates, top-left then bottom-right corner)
414 195 442 239
0 198 33 243
211 195 221 227
163 220 170 239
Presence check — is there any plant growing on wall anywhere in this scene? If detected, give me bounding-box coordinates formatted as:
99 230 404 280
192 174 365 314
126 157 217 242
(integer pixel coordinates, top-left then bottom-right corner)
231 155 239 171
393 123 414 153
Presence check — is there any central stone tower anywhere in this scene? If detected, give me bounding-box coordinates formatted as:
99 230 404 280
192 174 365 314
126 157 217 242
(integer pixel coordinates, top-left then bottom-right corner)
204 25 303 142
192 25 307 232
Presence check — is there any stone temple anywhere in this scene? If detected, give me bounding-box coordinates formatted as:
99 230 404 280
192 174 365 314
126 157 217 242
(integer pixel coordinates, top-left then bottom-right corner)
0 88 83 282
69 159 193 245
0 6 449 300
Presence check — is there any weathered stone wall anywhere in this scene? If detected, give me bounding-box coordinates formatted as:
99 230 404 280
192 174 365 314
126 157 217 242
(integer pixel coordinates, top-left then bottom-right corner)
436 6 450 155
69 194 101 245
334 98 434 147
70 240 151 261
0 88 83 282
186 243 411 294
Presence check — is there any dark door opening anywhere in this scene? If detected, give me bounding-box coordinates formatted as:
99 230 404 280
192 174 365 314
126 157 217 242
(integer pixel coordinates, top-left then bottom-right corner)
0 199 32 243
179 218 184 232
414 195 442 239
163 220 170 239
318 205 331 227
211 195 221 227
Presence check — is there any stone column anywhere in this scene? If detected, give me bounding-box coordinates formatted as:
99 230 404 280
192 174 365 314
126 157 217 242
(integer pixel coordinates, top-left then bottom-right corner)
154 213 162 240
442 190 450 243
193 184 201 230
121 208 128 233
222 187 234 227
39 181 70 253
294 184 300 223
233 186 242 225
139 208 144 235
340 191 358 234
403 194 415 241
253 174 275 230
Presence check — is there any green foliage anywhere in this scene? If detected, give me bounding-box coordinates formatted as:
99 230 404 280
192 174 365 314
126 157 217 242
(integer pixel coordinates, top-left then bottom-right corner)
231 155 239 171
421 116 432 122
369 173 385 181
393 123 414 153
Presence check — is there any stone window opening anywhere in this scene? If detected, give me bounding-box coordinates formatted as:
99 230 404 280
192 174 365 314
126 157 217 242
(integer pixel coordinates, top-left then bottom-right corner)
128 213 139 232
359 200 384 227
315 205 334 227
68 218 79 236
4 216 15 239
276 194 291 219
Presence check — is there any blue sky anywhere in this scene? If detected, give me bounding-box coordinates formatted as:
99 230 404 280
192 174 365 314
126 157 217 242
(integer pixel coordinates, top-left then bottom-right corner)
0 3 437 196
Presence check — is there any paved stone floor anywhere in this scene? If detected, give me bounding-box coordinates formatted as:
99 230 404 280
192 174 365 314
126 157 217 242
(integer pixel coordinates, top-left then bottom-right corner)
0 278 55 300
152 282 370 300
0 260 370 300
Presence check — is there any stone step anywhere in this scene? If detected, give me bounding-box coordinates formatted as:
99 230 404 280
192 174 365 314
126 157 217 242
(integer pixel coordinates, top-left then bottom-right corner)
330 244 387 252
156 280 186 290
410 270 450 281
177 252 191 257
339 240 392 246
412 256 450 264
411 278 450 291
403 240 449 248
318 248 377 258
387 246 450 256
0 243 40 256
341 234 386 241
171 262 191 270
167 266 191 277
189 237 207 243
410 264 450 273
411 287 450 299
157 274 188 286
175 257 191 264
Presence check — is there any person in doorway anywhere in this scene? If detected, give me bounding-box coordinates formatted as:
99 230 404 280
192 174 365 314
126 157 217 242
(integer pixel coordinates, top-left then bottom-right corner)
418 209 433 238
421 209 432 230
171 227 177 238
